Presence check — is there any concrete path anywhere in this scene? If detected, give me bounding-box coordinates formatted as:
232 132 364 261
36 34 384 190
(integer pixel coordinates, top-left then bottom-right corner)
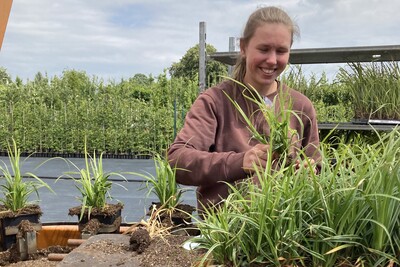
58 234 140 267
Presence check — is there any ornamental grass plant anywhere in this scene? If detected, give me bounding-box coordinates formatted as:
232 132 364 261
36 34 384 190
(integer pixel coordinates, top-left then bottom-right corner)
0 138 53 212
191 128 400 266
337 61 400 121
58 141 127 220
130 153 186 212
281 65 353 123
224 78 300 159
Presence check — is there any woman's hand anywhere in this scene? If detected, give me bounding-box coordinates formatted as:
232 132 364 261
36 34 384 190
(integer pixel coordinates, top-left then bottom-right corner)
294 158 319 174
242 143 277 174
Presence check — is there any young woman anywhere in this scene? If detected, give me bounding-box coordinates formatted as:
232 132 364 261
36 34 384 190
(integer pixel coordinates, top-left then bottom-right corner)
167 6 320 210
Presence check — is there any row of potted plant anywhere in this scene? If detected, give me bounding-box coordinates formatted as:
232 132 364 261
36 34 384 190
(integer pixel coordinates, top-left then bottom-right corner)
1 61 399 156
0 138 191 253
1 127 399 265
0 69 198 155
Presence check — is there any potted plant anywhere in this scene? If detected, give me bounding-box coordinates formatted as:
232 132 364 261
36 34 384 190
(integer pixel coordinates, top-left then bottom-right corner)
0 138 53 258
338 62 400 124
129 153 196 233
59 142 127 239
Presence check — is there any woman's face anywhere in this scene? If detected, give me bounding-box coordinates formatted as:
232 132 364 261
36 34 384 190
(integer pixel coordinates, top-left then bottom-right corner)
241 23 291 95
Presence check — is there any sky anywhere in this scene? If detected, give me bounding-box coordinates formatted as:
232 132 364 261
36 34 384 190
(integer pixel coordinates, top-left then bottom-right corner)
0 0 399 82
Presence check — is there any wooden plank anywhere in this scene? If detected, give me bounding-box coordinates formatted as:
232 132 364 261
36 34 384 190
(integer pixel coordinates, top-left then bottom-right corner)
0 0 13 51
37 224 80 249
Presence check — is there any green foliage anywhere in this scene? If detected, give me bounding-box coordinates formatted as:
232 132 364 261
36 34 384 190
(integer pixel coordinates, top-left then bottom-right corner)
58 141 127 220
129 73 154 86
129 153 186 211
0 139 53 211
169 44 228 87
0 69 198 155
337 61 400 120
191 128 400 266
0 58 399 155
281 65 353 122
0 67 12 85
224 78 299 157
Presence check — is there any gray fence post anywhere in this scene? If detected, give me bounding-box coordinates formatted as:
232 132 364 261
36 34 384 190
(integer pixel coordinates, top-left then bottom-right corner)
199 22 206 93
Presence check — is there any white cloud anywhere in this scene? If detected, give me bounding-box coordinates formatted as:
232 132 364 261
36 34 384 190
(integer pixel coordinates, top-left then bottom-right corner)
0 0 399 82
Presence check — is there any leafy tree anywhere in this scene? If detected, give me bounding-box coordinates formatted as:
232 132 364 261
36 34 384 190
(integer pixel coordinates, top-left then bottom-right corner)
169 44 228 87
15 77 23 87
0 67 12 85
129 73 154 86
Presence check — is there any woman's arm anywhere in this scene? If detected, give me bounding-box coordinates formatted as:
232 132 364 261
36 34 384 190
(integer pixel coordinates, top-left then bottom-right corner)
167 92 248 187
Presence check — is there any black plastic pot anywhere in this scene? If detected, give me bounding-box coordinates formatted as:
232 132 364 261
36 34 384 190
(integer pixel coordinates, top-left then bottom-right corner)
0 213 41 251
71 204 123 238
78 208 122 227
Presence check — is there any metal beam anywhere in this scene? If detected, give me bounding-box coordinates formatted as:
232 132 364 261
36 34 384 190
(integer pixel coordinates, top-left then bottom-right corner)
318 122 399 131
210 45 400 65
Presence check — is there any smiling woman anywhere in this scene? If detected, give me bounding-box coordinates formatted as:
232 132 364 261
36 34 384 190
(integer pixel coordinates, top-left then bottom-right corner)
0 0 13 51
168 6 320 213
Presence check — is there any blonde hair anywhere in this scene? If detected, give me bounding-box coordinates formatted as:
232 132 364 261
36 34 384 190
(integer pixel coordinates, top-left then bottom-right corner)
232 6 299 82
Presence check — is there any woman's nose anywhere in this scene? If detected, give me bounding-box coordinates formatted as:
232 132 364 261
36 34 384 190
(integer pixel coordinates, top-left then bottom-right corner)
265 51 277 64
265 51 277 65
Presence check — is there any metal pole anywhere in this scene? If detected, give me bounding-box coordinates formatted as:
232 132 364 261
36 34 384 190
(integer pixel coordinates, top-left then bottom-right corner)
199 22 206 93
228 37 235 76
173 98 177 138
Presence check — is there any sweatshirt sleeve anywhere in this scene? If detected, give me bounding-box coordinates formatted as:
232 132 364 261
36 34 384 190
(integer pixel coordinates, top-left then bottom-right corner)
300 98 321 162
167 92 248 187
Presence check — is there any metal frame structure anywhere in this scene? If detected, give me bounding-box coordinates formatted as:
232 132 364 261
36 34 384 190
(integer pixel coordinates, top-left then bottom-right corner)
209 45 400 65
207 41 400 131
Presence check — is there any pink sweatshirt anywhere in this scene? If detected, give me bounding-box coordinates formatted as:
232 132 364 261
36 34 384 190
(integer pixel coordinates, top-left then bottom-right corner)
168 80 320 209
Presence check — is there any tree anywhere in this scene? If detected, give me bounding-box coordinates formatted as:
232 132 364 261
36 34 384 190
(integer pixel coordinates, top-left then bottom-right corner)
169 44 228 87
129 73 154 86
0 67 12 85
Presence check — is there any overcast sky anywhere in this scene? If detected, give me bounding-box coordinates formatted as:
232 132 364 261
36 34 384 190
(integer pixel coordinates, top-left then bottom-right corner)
1 0 399 82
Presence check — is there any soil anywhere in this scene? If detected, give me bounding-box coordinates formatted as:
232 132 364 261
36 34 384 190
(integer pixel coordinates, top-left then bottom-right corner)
68 203 123 218
146 203 199 236
0 245 72 267
0 205 42 219
0 203 203 266
129 228 151 253
138 234 204 267
0 234 204 267
148 203 196 222
68 203 123 235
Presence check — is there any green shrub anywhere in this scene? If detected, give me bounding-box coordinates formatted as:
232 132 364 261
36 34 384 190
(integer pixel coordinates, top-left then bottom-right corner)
0 139 53 211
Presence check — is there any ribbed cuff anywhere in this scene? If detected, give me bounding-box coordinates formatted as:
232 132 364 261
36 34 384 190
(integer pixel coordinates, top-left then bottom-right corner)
224 152 248 182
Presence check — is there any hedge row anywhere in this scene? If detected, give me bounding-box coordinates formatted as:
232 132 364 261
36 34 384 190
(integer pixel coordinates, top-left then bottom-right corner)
0 70 198 155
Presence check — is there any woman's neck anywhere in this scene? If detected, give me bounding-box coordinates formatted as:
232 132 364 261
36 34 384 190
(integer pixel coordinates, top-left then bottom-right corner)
259 80 278 97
